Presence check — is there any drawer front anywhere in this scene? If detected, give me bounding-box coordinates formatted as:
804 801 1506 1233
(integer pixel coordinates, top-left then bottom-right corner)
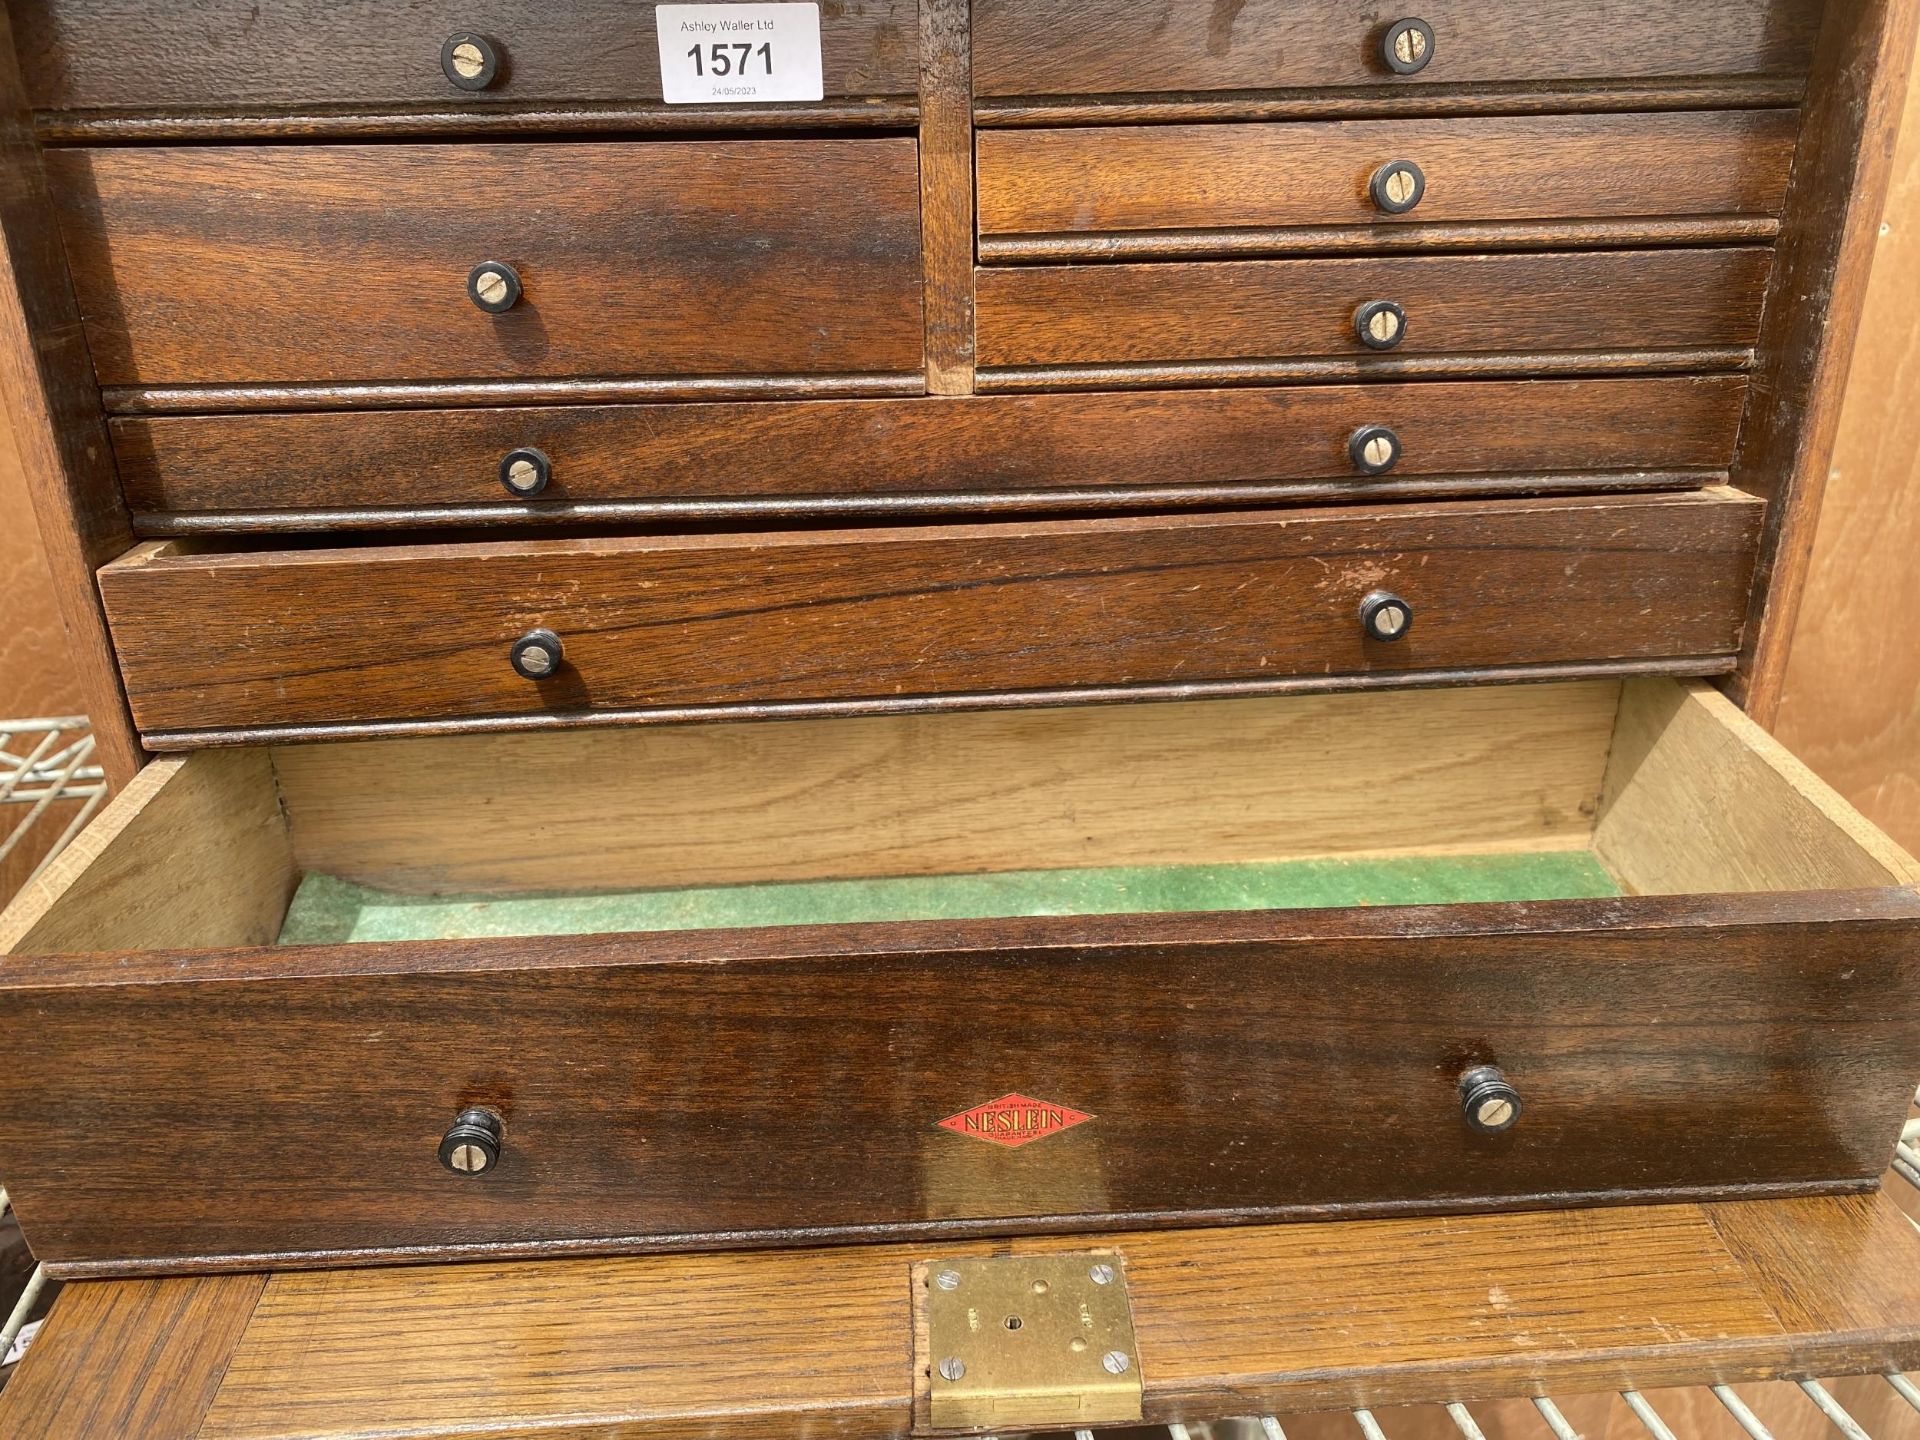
18 0 920 109
973 0 1823 97
3 896 1917 1272
99 491 1764 734
975 249 1771 371
977 113 1798 242
115 378 1749 522
46 141 925 387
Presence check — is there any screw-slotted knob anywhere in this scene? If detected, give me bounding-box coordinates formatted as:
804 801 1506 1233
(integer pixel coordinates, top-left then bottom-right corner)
500 447 552 498
468 261 522 314
1370 160 1427 215
1359 590 1414 643
1382 19 1436 75
1459 1065 1523 1135
1355 300 1408 351
438 1107 503 1175
441 32 502 90
510 628 564 679
1349 424 1403 476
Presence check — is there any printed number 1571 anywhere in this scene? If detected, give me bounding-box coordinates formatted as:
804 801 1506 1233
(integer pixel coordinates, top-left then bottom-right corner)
686 41 774 76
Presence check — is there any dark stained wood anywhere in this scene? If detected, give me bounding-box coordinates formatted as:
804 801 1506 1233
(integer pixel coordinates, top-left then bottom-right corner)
0 7 141 786
979 215 1782 264
977 112 1797 240
919 0 973 394
978 349 1758 395
975 249 1773 370
975 76 1809 127
0 1273 265 1438
102 372 927 417
32 99 922 143
972 0 1824 97
1728 0 1920 724
0 890 1915 1274
111 377 1748 523
7 1198 1916 1438
43 140 925 386
16 0 920 109
96 491 1764 734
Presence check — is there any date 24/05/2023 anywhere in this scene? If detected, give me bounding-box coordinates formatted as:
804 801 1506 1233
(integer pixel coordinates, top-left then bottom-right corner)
655 2 826 103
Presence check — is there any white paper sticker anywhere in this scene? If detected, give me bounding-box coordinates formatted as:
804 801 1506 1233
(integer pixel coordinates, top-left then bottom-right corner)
4 1318 42 1367
656 4 825 104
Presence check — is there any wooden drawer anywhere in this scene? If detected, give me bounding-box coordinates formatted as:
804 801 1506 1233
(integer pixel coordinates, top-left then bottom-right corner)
16 0 920 110
44 140 925 388
975 248 1771 375
114 377 1749 528
972 0 1823 97
977 113 1798 249
1 675 1916 1275
96 490 1764 737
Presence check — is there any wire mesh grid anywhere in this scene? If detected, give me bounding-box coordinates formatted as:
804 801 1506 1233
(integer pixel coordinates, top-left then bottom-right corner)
0 720 1914 1433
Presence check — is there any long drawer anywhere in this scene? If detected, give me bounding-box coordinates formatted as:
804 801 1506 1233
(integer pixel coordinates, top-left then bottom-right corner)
975 249 1771 372
972 0 1823 96
977 113 1798 243
45 140 926 387
114 377 1749 526
97 490 1764 736
2 676 1917 1274
17 0 921 110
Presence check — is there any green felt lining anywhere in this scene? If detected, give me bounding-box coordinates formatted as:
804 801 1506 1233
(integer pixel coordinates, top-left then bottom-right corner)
275 851 1622 945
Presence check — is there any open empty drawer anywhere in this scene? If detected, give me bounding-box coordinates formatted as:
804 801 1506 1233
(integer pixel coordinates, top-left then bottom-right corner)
1 676 1916 1276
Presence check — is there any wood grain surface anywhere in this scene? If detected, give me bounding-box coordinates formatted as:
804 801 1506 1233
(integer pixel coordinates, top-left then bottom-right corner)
265 681 1623 897
918 0 974 394
15 0 920 109
0 1274 265 1439
972 0 1824 96
44 140 925 386
1776 16 1920 855
111 377 1748 523
4 1195 1917 1439
1728 0 1920 718
1 888 1917 1273
976 112 1797 238
974 249 1772 370
96 492 1764 733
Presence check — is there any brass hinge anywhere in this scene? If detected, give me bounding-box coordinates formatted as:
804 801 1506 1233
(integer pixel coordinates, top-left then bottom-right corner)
912 1250 1144 1434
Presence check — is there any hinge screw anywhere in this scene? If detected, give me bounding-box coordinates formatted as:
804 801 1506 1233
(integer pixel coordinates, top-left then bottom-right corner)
1089 1263 1115 1285
934 1269 961 1291
939 1356 967 1381
1102 1350 1132 1374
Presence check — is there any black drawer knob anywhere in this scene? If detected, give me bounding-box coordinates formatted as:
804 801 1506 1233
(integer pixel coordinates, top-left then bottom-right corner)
441 32 502 90
438 1107 503 1175
468 261 522 314
1355 300 1408 351
500 446 553 498
1349 424 1402 476
1359 590 1414 642
1459 1065 1523 1135
510 627 564 679
1382 19 1436 75
1370 160 1427 215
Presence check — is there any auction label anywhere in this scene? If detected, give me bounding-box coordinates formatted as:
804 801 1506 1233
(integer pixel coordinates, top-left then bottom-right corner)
656 4 824 104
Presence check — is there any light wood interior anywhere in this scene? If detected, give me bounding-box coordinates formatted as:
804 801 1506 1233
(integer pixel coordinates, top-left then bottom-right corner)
1 678 1912 957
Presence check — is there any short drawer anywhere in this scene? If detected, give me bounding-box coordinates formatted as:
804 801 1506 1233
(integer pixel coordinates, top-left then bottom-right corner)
2 675 1916 1275
97 489 1764 737
975 248 1771 373
976 113 1798 247
972 0 1822 97
17 0 919 110
45 140 925 388
114 376 1749 527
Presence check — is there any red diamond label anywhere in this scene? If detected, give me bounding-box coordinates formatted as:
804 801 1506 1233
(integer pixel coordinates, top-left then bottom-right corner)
937 1093 1094 1149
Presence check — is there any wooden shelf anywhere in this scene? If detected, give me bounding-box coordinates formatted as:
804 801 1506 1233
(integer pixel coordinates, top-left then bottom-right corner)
6 1192 1920 1438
